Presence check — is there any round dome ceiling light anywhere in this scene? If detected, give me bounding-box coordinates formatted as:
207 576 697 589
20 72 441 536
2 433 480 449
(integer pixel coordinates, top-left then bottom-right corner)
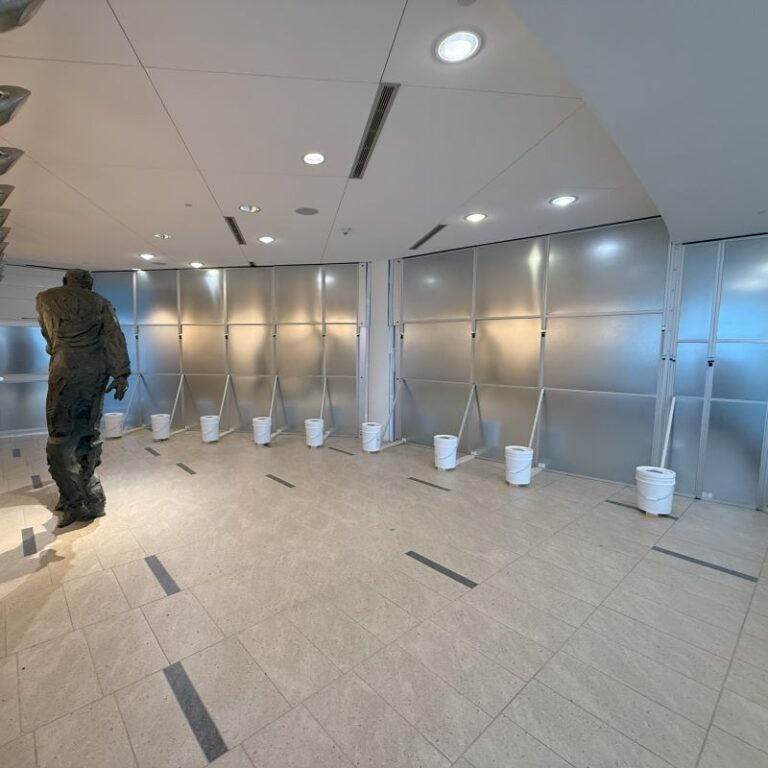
153 233 171 239
190 261 203 268
464 212 487 223
239 204 261 213
303 152 325 165
436 30 483 63
295 207 319 215
258 235 275 244
139 253 155 261
550 195 578 208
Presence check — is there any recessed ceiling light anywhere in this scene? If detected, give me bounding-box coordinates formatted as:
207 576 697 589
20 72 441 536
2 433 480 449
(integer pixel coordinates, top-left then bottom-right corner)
550 195 578 207
139 253 155 261
153 233 171 239
190 261 203 268
303 152 325 165
239 204 261 213
258 236 275 244
464 212 487 223
295 207 319 215
436 30 483 63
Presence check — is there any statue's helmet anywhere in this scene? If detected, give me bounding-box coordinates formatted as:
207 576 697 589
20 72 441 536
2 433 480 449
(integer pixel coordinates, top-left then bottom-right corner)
63 269 94 289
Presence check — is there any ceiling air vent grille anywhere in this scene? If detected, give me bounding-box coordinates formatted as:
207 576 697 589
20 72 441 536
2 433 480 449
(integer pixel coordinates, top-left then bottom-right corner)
350 83 399 179
224 216 247 245
410 224 446 250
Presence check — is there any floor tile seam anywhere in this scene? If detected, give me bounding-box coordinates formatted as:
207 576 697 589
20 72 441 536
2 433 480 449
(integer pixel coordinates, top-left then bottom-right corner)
107 684 145 768
24 675 104 740
658 530 766 570
692 543 768 767
332 575 435 625
554 525 659 560
707 725 768 759
722 666 768 711
523 550 622 597
544 530 646 572
9 651 22 749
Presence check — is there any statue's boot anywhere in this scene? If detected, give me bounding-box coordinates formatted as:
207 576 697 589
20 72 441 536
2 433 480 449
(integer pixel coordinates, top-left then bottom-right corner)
57 504 86 528
54 496 65 511
80 504 106 522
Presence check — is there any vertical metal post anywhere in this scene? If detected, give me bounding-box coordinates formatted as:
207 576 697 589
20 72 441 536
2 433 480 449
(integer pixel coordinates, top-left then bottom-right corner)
533 236 551 462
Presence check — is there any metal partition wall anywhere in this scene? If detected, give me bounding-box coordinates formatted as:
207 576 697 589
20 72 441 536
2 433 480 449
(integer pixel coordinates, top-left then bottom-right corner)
92 264 367 437
394 219 672 484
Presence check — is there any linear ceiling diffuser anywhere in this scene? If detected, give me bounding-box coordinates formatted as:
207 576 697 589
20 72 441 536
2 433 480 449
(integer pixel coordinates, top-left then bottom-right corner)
0 0 46 32
0 147 23 174
0 184 12 205
0 86 30 126
0 209 8 227
0 226 8 241
0 241 7 282
350 83 399 179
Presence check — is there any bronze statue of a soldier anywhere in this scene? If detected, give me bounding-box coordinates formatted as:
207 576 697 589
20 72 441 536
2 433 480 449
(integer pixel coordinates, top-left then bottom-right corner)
36 269 130 527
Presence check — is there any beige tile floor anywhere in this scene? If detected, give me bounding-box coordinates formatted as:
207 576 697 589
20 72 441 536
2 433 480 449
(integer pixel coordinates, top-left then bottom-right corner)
1 429 768 767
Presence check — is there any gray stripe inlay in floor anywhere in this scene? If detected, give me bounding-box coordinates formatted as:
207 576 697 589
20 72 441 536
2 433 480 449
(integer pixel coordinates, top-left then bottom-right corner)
606 498 680 520
652 546 758 582
408 477 451 492
145 555 181 595
21 527 36 556
327 446 355 456
177 462 196 475
31 474 42 489
405 550 478 588
145 447 160 456
266 473 295 488
12 448 20 458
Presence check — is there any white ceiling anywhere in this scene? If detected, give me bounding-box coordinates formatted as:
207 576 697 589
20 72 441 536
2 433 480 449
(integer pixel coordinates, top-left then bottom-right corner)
0 0 657 270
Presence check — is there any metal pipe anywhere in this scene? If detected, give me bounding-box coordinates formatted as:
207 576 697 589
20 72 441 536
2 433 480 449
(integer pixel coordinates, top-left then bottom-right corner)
528 387 545 448
661 396 676 469
457 383 476 444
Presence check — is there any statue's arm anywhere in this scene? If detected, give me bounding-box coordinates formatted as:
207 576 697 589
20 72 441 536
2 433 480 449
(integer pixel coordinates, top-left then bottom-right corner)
35 293 53 355
102 300 131 385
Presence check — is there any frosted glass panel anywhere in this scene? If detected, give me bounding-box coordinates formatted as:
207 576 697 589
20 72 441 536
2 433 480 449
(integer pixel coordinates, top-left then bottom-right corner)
181 325 226 375
544 315 661 394
703 400 765 507
138 325 180 374
539 390 655 483
121 326 137 374
674 343 708 397
668 398 703 496
93 272 134 325
279 376 324 429
469 386 539 460
140 374 181 425
402 322 470 382
136 271 177 324
718 236 768 340
402 249 473 321
0 325 49 374
226 268 272 324
275 266 321 323
475 238 544 318
276 325 323 377
326 376 357 435
713 343 768 401
678 243 717 340
324 264 358 323
400 380 470 449
326 324 357 377
184 374 226 423
0 380 47 431
548 219 669 314
227 325 272 376
232 376 273 429
475 319 540 387
180 269 224 324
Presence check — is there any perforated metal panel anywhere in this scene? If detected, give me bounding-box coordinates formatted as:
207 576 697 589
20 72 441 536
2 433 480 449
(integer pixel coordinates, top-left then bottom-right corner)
678 242 718 340
475 319 540 387
181 326 226 375
276 325 323 377
275 266 321 323
718 236 768 340
402 322 471 382
93 272 134 325
469 386 539 460
402 249 473 321
180 269 224 325
136 271 178 325
0 324 48 375
326 324 357 377
138 325 180 375
324 265 358 323
227 325 273 376
226 268 272 324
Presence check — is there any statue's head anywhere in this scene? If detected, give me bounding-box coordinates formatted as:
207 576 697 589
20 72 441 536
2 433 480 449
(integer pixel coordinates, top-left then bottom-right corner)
63 269 93 290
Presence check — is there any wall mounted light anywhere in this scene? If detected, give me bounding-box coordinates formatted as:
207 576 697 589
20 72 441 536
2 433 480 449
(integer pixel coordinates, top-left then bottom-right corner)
0 0 47 33
0 148 23 175
0 86 30 126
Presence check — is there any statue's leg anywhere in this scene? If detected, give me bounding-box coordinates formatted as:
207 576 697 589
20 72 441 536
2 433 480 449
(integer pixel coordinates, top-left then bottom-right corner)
78 373 110 519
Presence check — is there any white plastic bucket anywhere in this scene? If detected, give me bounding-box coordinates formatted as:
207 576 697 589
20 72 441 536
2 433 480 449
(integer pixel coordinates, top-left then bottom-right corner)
434 434 458 470
103 412 124 439
635 466 676 516
253 416 272 445
305 418 324 448
151 413 171 441
362 422 382 453
200 415 220 443
505 445 534 486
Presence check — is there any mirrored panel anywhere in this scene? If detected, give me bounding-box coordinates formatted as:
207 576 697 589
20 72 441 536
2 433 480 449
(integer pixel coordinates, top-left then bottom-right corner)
0 381 47 432
93 272 134 325
226 268 272 324
548 219 669 314
140 374 182 427
326 324 357 377
138 325 180 374
0 324 49 374
275 266 321 323
718 236 768 340
469 386 539 461
278 376 324 430
275 324 323 377
668 397 702 497
544 314 661 394
674 343 708 397
402 321 470 382
324 264 358 323
678 242 718 340
713 343 768 402
539 390 655 483
399 379 471 449
475 319 540 387
475 237 544 318
180 269 224 324
184 374 227 422
232 376 274 430
326 376 357 435
227 325 273 376
181 325 226 375
703 400 765 507
136 270 178 325
402 249 473 321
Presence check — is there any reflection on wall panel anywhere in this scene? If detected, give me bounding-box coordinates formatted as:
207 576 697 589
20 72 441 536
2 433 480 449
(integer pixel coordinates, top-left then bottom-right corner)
402 249 473 321
0 325 49 375
326 324 357 377
668 398 703 496
469 386 539 460
544 314 661 395
93 272 134 325
703 400 766 507
674 343 708 397
140 374 181 425
181 326 226 375
184 374 226 422
136 271 177 325
324 265 358 323
276 325 322 377
180 269 224 325
475 319 540 386
548 219 668 314
231 376 273 429
400 380 470 449
279 376 324 429
227 325 273 376
540 390 655 483
678 242 718 340
226 268 272 324
121 327 138 376
402 322 470 382
138 326 180 375
102 374 141 428
326 376 357 435
475 238 544 318
718 237 768 340
713 344 768 402
0 381 47 431
275 266 321 323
